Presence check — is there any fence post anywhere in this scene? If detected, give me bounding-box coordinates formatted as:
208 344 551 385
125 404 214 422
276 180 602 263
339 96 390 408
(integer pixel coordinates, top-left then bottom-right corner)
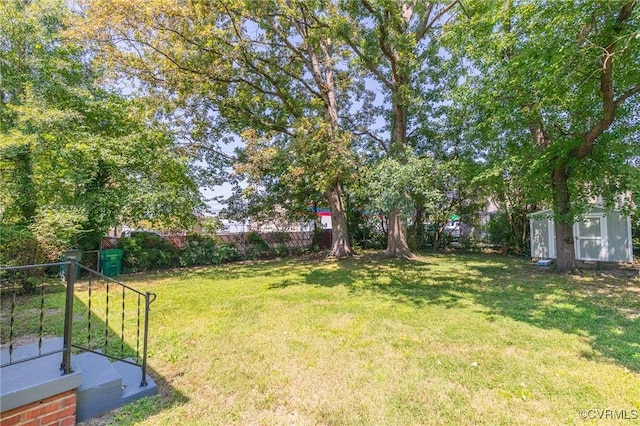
61 257 76 374
140 291 154 387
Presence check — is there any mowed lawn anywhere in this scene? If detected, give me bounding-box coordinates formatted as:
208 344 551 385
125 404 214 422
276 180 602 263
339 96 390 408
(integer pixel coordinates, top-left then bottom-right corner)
81 252 640 425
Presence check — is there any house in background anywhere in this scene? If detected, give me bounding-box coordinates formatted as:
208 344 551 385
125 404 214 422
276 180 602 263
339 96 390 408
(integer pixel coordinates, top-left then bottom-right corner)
243 206 332 233
315 208 332 230
529 206 633 263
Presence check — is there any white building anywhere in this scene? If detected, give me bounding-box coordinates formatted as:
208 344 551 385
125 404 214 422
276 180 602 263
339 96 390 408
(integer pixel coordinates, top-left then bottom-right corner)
529 206 633 263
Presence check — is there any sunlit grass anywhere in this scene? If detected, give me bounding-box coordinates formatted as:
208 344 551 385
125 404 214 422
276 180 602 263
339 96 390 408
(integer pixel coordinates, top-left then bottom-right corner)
91 252 639 425
6 252 639 425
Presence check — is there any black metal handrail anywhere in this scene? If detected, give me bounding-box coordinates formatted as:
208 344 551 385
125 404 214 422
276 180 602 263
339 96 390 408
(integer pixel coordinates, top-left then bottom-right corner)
0 262 66 367
1 259 156 388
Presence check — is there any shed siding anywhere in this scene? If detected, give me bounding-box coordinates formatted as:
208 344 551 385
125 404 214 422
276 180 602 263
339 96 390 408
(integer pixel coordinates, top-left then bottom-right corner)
606 210 632 262
531 218 553 259
529 207 633 263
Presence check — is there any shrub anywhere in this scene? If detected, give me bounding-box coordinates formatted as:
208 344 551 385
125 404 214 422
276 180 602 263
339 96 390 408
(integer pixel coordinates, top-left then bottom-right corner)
117 232 243 272
179 234 241 266
485 212 528 255
245 232 271 258
0 224 48 266
348 212 386 250
179 233 219 267
216 243 240 263
272 232 292 257
29 207 84 261
424 224 452 250
117 233 179 273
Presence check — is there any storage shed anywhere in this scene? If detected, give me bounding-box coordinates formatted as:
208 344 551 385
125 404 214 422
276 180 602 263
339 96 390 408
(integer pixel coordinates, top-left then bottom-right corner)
529 206 633 263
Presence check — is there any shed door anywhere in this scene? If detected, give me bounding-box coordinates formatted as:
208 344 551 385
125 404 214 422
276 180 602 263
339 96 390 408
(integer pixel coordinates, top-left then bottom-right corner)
574 216 607 261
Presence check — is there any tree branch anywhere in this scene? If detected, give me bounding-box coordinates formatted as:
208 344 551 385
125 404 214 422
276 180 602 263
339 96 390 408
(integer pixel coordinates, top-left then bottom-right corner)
345 39 394 90
415 3 434 40
614 84 640 107
342 115 388 155
577 0 637 160
417 1 460 41
527 118 551 152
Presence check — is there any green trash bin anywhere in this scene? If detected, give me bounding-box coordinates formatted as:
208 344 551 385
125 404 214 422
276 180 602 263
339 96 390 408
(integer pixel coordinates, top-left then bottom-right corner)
100 249 123 277
61 250 83 280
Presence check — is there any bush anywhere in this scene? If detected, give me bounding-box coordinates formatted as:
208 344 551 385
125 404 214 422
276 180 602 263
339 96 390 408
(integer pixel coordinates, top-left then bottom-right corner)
485 212 528 254
0 224 48 266
272 232 293 256
117 233 179 273
29 207 84 261
348 212 386 250
178 234 241 266
117 232 243 272
216 243 241 263
460 235 482 252
245 232 271 258
179 233 219 267
424 224 452 250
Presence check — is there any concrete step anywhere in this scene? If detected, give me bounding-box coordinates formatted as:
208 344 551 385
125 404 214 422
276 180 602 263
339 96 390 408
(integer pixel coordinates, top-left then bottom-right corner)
112 358 158 404
74 352 158 422
1 340 157 422
0 338 82 413
74 351 124 422
0 337 64 365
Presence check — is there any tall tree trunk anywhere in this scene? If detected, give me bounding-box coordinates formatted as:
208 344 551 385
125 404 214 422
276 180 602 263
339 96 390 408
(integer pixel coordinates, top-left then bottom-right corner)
302 37 353 258
386 208 412 258
385 101 413 258
326 182 353 258
552 164 577 272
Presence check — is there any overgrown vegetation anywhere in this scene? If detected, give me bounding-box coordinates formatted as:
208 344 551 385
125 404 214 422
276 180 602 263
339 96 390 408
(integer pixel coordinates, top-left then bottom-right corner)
116 233 179 273
0 224 47 267
114 232 314 273
0 0 203 259
178 234 240 267
485 212 530 255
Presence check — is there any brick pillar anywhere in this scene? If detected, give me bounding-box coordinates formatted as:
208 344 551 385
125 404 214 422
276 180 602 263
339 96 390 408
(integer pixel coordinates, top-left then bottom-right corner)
0 389 76 426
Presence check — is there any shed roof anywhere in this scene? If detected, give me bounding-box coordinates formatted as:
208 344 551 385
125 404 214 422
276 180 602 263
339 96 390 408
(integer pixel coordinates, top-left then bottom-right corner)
527 205 622 219
527 209 553 218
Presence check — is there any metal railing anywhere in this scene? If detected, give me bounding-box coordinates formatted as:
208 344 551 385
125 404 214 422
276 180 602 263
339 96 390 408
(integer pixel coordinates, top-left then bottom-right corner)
0 258 156 387
0 261 68 366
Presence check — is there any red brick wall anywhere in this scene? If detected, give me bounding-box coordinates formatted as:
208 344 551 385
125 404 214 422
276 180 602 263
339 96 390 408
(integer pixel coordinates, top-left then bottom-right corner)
0 390 76 426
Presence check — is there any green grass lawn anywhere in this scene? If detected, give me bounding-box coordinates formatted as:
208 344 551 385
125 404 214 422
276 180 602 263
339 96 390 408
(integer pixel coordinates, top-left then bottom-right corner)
49 253 640 424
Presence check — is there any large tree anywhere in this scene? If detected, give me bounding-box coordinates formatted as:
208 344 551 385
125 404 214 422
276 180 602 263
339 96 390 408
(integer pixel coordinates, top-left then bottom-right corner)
447 1 640 271
0 0 201 257
231 0 362 257
334 0 462 257
78 0 369 258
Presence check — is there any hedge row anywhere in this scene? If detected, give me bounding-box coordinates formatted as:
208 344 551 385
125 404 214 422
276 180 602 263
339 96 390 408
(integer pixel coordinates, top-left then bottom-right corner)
116 231 315 273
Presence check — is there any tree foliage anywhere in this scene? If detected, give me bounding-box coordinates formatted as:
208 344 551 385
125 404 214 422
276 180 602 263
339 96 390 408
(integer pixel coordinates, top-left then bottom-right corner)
36 0 639 270
445 0 640 270
0 0 202 258
78 0 374 257
360 150 449 217
333 0 464 257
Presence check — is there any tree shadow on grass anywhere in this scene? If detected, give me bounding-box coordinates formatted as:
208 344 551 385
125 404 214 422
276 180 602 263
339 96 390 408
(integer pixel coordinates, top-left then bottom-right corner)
128 256 322 284
275 252 640 373
463 268 640 373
